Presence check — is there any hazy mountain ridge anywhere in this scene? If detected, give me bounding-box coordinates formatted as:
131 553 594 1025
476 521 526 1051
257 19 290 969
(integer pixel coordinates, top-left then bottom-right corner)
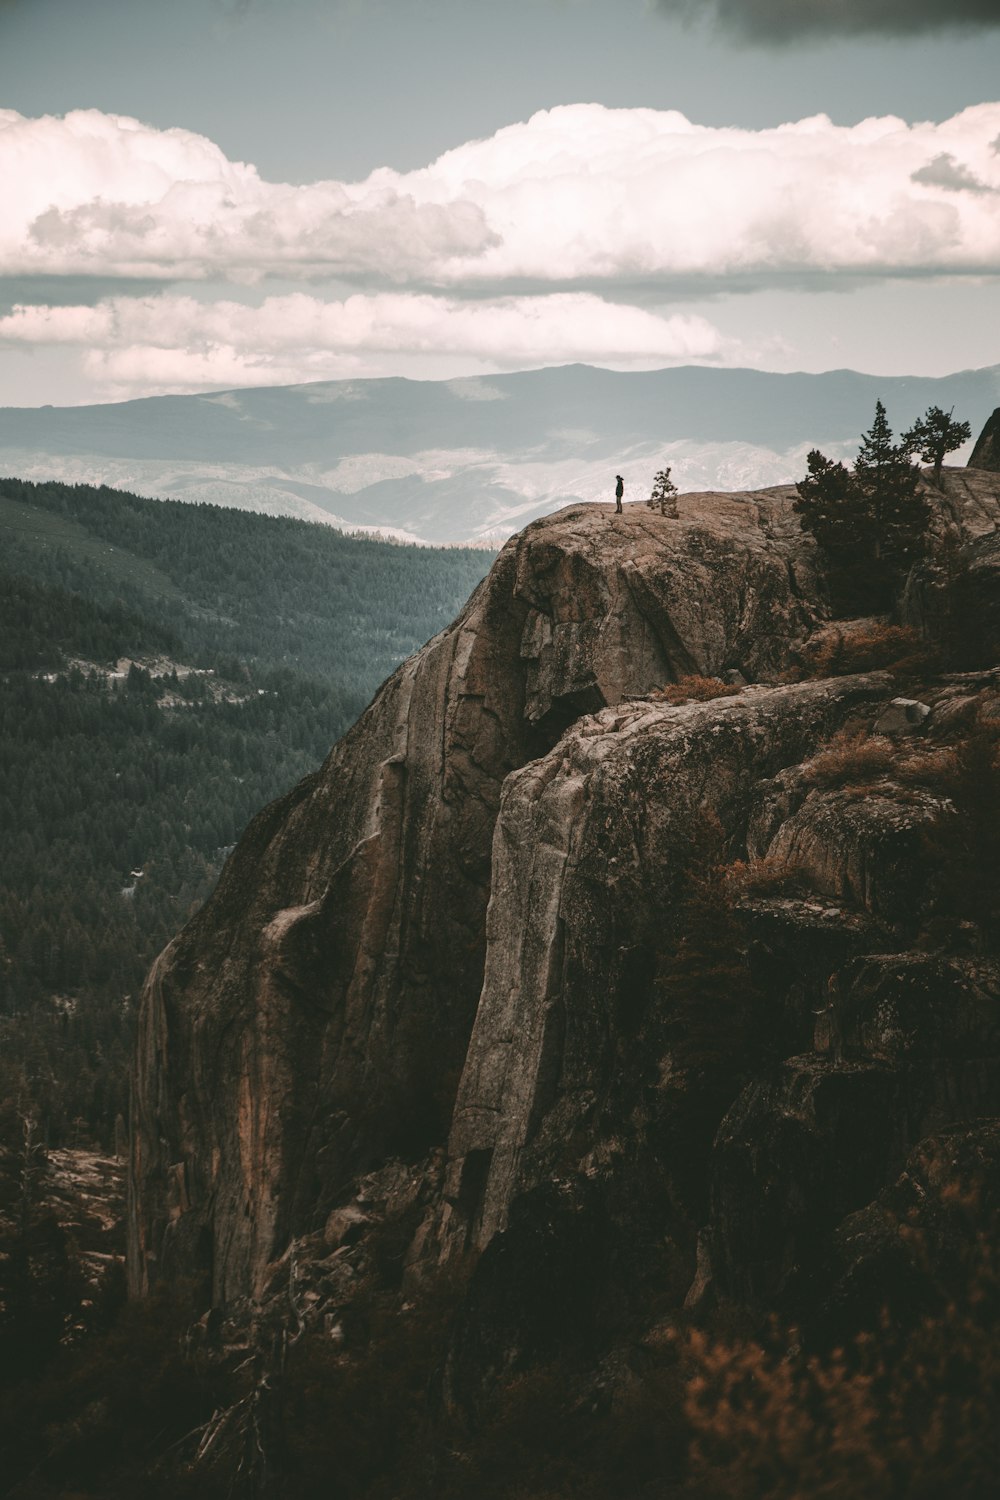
4 362 998 544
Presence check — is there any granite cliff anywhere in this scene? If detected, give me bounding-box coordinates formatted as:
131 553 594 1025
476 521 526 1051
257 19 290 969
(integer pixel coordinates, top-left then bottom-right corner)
129 469 1000 1452
129 484 826 1304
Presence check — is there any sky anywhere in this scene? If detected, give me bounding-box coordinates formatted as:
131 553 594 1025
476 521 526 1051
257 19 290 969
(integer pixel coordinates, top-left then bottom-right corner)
1 0 999 406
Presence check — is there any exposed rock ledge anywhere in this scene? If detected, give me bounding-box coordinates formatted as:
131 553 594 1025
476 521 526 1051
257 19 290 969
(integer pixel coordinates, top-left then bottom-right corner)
129 473 1000 1316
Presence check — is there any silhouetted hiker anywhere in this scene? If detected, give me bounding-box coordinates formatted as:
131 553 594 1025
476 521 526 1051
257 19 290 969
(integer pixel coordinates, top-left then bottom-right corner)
615 475 624 513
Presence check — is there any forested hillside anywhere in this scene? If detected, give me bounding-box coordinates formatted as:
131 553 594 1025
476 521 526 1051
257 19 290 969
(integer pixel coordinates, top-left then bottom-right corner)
0 479 493 1150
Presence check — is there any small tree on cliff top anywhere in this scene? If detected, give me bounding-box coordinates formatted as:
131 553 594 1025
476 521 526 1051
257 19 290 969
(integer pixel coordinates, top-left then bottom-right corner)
648 467 679 518
903 404 972 485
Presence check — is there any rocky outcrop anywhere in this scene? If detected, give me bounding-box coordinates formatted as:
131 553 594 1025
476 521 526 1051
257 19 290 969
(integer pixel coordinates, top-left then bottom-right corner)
970 408 1000 471
128 489 828 1305
928 465 1000 534
130 469 1000 1386
903 502 1000 665
710 1047 1000 1314
430 669 1000 1335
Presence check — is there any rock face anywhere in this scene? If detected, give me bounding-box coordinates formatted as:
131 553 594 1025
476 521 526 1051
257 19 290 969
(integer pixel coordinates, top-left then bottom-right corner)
437 675 893 1257
970 408 1000 471
130 471 1000 1381
128 489 826 1304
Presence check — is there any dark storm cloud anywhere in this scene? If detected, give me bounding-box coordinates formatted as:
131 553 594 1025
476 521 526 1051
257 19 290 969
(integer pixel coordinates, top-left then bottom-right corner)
653 0 1000 43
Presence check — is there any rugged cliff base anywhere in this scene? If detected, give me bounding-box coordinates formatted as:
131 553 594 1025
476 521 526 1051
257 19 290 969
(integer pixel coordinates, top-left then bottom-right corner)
125 471 1000 1498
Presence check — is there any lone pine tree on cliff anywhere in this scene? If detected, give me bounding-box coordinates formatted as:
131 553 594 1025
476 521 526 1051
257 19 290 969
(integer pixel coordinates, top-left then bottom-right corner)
794 400 930 613
903 404 972 486
648 466 679 518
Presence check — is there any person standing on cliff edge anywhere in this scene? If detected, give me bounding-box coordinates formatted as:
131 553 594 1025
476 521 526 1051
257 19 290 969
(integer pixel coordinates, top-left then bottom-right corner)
614 475 624 513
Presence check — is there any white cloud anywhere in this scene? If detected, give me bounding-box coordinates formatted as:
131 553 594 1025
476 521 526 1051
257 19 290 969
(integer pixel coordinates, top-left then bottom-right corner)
408 103 1000 282
3 103 1000 289
0 107 494 283
0 290 731 397
5 101 999 400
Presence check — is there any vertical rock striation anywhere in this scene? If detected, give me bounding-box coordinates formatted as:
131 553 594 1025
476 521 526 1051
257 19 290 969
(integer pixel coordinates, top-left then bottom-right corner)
438 677 895 1259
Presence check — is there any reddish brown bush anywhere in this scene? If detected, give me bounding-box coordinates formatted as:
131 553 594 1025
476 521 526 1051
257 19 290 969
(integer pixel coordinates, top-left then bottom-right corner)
800 729 898 789
805 623 936 679
680 1229 1000 1500
799 729 958 797
652 675 742 705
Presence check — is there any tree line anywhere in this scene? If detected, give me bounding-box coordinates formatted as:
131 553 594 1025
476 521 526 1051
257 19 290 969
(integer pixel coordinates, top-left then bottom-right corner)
792 401 970 613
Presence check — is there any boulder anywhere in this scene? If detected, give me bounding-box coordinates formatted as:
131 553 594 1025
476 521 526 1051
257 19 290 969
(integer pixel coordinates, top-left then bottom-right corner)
323 1204 369 1250
873 697 930 735
757 783 950 925
969 409 1000 472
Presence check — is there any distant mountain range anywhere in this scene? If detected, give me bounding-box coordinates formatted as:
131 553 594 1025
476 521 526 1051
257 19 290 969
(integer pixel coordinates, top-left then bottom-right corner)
2 363 998 545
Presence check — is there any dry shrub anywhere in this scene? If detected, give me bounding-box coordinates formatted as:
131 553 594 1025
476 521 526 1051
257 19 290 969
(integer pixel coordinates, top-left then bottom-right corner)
800 730 897 789
724 856 815 899
806 623 936 680
681 1234 1000 1500
800 731 958 797
895 745 958 788
652 675 742 705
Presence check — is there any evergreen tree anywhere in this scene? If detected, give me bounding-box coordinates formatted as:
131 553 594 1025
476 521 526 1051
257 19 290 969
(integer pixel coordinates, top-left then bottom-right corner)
793 450 873 613
793 449 868 555
794 403 930 613
903 404 972 485
648 467 679 518
853 400 929 587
